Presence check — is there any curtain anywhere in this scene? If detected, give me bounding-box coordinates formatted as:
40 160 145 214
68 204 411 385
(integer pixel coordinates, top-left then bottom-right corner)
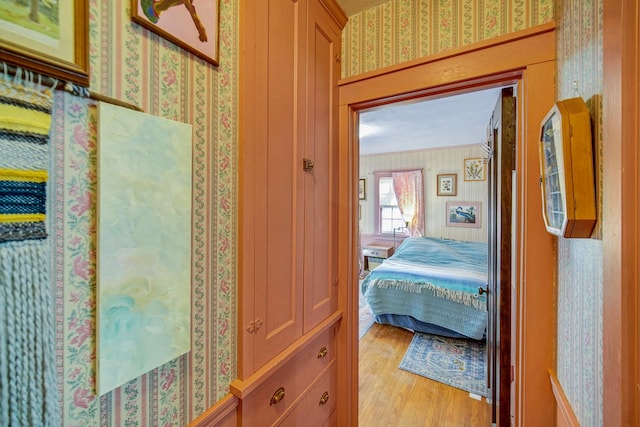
392 170 424 237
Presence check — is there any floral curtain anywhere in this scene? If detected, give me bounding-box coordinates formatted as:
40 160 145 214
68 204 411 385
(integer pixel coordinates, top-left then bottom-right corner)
392 170 424 237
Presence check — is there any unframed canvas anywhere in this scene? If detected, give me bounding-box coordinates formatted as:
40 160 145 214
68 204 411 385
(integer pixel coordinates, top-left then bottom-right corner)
96 102 193 395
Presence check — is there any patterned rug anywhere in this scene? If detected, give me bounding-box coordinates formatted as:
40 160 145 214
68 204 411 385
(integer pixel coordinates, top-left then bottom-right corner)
399 332 487 396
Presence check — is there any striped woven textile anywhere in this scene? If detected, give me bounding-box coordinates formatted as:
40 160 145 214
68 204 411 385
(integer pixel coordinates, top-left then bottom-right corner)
0 79 52 243
0 77 59 426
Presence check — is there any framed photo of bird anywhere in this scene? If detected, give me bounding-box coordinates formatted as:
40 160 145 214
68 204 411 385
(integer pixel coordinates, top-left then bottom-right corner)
446 201 482 228
132 0 220 66
0 0 89 86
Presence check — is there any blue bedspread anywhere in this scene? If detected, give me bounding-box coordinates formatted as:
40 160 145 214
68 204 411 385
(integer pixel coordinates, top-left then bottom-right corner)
361 237 488 340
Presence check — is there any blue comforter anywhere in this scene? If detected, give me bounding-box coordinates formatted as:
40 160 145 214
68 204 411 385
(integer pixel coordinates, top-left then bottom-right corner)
361 237 488 339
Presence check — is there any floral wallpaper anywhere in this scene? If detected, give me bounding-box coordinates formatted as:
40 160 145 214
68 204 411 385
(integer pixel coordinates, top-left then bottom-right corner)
555 0 604 425
341 0 554 78
48 0 238 425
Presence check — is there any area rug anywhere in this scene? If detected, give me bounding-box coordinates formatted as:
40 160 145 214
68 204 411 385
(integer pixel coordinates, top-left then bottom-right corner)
399 332 487 396
359 283 375 339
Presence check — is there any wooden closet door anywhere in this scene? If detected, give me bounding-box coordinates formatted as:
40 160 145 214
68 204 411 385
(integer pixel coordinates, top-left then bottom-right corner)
241 0 307 373
302 0 341 332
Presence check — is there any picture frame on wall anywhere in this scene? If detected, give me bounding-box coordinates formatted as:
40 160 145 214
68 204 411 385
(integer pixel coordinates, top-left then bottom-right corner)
464 158 486 181
359 178 366 200
446 201 482 228
131 0 220 66
0 0 90 86
437 173 457 196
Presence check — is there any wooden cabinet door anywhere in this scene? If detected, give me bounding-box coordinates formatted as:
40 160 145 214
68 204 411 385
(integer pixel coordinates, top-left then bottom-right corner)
240 0 307 373
302 0 341 332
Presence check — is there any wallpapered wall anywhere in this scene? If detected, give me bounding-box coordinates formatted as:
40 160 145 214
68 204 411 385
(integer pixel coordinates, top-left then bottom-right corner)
343 0 603 426
555 0 604 425
50 0 238 425
341 0 554 78
359 145 489 242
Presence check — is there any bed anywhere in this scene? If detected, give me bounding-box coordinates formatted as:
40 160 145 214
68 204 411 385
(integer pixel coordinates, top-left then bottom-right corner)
360 236 488 340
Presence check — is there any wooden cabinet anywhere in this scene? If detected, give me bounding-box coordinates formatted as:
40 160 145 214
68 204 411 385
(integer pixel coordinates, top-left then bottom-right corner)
236 0 346 425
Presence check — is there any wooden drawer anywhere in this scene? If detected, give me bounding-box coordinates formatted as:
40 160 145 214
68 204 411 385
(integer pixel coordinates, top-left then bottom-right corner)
276 363 337 427
362 245 392 258
240 328 336 426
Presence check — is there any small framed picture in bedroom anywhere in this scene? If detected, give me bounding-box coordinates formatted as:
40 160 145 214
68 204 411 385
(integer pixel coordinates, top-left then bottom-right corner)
464 158 486 181
359 178 366 200
446 201 481 228
437 174 457 196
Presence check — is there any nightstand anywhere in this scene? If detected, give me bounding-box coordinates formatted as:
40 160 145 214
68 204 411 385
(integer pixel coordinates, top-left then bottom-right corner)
362 243 393 271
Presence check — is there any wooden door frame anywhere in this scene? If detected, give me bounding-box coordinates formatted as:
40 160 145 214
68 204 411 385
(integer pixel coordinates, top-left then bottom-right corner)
602 0 640 424
336 23 557 426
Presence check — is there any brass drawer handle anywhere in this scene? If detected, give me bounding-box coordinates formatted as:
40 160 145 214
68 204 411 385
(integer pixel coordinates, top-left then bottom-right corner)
317 346 328 359
319 391 330 405
270 387 285 406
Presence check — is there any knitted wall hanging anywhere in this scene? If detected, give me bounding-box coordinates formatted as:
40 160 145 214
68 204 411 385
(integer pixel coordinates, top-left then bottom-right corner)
0 74 59 426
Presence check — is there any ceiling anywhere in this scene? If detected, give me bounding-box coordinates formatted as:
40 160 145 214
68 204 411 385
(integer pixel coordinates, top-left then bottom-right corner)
335 1 509 157
336 0 389 16
358 87 507 156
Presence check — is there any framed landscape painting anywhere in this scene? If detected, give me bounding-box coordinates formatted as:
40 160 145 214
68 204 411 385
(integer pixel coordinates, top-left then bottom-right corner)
0 0 89 85
131 0 220 66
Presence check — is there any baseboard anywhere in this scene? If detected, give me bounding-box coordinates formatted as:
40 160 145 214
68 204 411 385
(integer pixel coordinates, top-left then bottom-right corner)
549 370 581 427
188 394 238 427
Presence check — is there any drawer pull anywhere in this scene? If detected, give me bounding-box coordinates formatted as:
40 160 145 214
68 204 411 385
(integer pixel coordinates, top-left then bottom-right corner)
317 346 328 359
270 387 285 406
319 391 330 405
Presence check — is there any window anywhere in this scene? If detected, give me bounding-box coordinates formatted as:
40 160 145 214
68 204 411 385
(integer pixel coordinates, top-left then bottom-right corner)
377 175 408 234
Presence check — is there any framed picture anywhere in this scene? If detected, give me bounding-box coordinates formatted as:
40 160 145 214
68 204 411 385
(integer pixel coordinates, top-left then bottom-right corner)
359 178 366 200
437 173 457 196
464 158 486 181
0 0 89 86
131 0 220 66
446 201 482 228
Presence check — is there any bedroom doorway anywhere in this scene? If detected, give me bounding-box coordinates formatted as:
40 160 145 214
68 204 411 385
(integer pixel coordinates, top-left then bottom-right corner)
356 85 514 425
336 25 556 426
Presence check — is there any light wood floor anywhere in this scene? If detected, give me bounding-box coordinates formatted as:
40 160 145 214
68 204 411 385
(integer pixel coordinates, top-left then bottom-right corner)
358 323 489 427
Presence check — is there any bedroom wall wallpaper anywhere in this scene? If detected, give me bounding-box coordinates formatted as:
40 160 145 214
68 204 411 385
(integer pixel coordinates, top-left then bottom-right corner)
359 145 488 243
49 0 238 425
341 0 554 78
554 0 604 425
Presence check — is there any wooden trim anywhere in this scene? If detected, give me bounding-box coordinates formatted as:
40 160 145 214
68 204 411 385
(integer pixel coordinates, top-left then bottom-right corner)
188 394 238 427
337 24 557 427
549 370 581 427
602 0 640 425
318 0 348 29
229 312 342 399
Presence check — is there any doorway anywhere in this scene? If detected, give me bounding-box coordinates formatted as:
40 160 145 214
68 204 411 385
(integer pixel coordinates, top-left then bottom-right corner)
335 24 557 427
356 85 513 425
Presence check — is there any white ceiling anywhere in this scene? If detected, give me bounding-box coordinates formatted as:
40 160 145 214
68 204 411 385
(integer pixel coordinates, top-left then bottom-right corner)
358 87 506 156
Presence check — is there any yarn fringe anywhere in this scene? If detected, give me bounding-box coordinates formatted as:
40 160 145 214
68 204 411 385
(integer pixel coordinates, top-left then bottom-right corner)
0 240 59 426
370 279 487 311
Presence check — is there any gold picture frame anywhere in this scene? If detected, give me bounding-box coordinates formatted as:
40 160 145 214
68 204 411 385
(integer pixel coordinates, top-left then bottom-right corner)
0 0 89 86
437 173 457 196
464 158 486 181
131 0 220 66
359 178 366 200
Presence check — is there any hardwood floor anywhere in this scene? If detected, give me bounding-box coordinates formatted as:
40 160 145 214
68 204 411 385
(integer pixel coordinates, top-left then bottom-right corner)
358 323 489 427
